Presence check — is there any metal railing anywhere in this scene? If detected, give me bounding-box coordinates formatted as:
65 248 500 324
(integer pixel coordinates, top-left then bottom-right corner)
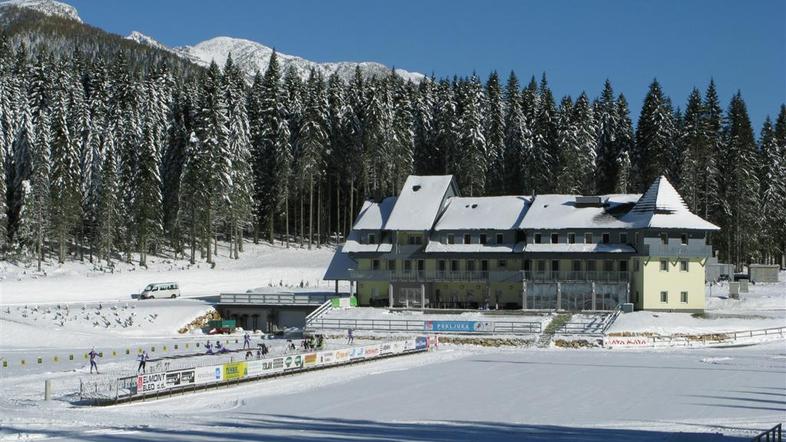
219 293 334 305
348 270 630 283
306 317 542 335
642 239 713 257
305 301 333 325
752 423 781 442
609 325 786 348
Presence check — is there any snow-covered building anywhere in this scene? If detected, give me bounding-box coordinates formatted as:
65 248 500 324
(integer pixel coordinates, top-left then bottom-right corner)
324 175 719 312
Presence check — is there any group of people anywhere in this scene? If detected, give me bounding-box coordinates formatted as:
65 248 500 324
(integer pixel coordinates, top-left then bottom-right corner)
244 342 270 360
302 334 325 351
205 340 230 355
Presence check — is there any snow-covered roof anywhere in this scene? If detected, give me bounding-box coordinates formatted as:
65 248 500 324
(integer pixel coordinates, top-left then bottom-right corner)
352 197 397 230
424 243 515 253
622 176 720 231
524 243 636 253
323 246 358 280
433 196 531 231
518 194 641 230
384 175 457 231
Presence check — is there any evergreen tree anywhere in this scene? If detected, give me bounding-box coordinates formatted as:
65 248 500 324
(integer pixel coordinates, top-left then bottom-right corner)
413 76 435 175
757 117 785 263
702 80 723 220
634 79 676 190
484 71 505 195
572 92 597 194
594 80 620 193
456 74 487 196
134 110 163 267
96 124 119 263
530 74 557 193
297 70 328 249
555 96 579 193
613 94 634 193
503 72 533 194
677 88 704 211
390 76 415 192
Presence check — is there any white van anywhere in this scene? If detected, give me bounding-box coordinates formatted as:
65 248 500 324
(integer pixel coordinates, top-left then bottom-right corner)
140 282 180 299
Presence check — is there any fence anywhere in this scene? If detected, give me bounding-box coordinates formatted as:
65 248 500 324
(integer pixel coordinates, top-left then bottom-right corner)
604 325 786 348
752 423 782 442
219 292 334 305
79 336 434 404
306 317 542 335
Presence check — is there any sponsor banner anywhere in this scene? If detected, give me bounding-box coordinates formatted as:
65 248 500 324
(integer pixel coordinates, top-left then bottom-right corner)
350 346 366 360
317 351 336 366
223 361 247 381
165 369 195 388
415 336 428 350
137 371 168 394
391 341 406 355
403 338 417 352
364 344 381 358
247 358 286 377
424 321 489 333
283 354 303 370
303 353 318 367
117 376 138 396
603 336 653 348
379 342 393 355
195 365 223 385
334 349 350 363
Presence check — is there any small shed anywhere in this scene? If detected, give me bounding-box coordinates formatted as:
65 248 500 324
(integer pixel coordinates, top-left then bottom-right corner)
748 264 780 283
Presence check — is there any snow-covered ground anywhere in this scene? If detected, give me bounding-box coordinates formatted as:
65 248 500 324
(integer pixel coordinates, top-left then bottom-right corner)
0 241 339 304
1 342 784 441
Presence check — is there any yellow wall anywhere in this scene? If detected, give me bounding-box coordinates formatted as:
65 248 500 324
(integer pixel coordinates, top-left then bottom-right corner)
356 281 389 305
639 257 705 311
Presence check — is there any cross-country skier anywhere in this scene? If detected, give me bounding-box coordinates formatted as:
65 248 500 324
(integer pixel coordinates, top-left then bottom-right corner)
243 332 251 349
137 351 148 373
88 348 99 374
347 328 354 344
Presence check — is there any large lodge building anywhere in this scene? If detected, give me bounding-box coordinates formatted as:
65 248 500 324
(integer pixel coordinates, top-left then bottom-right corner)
324 175 719 312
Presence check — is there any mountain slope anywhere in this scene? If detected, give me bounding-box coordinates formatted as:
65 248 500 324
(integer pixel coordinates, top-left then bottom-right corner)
175 36 425 83
0 0 80 22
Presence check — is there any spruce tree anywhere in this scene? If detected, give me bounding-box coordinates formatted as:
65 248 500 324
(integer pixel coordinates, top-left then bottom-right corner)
572 92 597 194
701 80 723 220
96 124 119 263
456 74 487 196
594 80 620 193
634 79 676 190
297 70 328 249
555 96 579 193
757 117 785 263
134 111 163 267
484 72 505 195
390 76 415 192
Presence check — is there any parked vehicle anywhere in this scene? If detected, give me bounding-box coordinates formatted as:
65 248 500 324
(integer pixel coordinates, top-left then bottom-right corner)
140 282 180 299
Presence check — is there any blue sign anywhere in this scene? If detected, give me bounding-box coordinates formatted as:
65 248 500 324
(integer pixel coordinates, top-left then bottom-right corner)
415 337 428 350
424 321 481 332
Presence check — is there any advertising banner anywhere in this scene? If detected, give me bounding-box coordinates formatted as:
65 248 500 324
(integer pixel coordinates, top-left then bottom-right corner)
195 365 223 385
379 342 393 355
136 371 168 394
603 336 653 348
334 349 350 363
317 351 336 366
415 336 428 350
424 321 489 333
303 353 318 367
350 346 366 360
247 358 286 377
403 338 417 352
223 361 247 381
283 354 303 370
117 376 138 397
166 369 195 388
391 341 406 354
364 344 381 358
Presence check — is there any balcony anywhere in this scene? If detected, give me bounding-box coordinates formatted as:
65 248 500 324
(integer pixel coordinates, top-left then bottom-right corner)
642 238 713 257
348 270 629 283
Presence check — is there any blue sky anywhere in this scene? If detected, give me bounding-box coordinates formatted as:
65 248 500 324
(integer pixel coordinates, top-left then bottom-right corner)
69 0 785 129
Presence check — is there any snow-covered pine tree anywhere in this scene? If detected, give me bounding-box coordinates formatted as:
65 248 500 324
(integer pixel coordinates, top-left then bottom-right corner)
612 94 634 193
362 75 393 196
29 102 51 270
196 61 231 264
484 72 505 195
634 79 676 191
297 70 329 249
413 76 435 175
757 117 786 263
390 75 415 193
677 88 704 212
134 107 163 267
555 96 579 194
456 74 487 196
179 131 208 264
502 72 528 193
49 72 80 264
702 80 723 221
530 74 557 193
572 92 597 194
717 92 760 268
433 79 456 177
594 80 620 193
326 72 348 243
615 150 632 194
84 59 110 261
96 123 119 263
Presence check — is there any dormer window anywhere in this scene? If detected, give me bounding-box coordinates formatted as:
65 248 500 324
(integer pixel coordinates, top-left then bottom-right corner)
534 233 542 244
551 233 559 244
661 233 668 245
368 233 376 244
496 233 504 244
464 234 471 244
568 233 576 244
681 234 688 245
447 234 455 244
584 233 593 244
480 234 487 245
602 233 610 244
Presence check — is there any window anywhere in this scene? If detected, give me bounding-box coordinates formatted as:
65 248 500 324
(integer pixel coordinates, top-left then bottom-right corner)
480 234 487 245
680 260 688 272
523 260 531 271
602 233 610 244
568 233 576 244
464 234 472 244
572 260 581 272
551 233 559 244
408 235 422 245
660 260 669 272
496 233 504 244
551 260 559 272
660 291 668 303
681 234 688 245
619 260 628 272
516 231 527 243
620 233 628 244
438 260 446 272
585 233 593 244
404 260 412 271
417 260 425 271
480 260 489 271
372 259 380 270
681 291 688 303
603 260 614 272
387 260 396 271
537 260 546 272
586 260 597 272
447 234 455 245
368 233 376 244
450 260 459 272
498 259 507 269
535 233 542 244
661 232 668 245
467 260 476 272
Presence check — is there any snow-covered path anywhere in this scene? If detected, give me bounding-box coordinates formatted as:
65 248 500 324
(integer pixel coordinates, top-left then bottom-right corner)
1 343 783 441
